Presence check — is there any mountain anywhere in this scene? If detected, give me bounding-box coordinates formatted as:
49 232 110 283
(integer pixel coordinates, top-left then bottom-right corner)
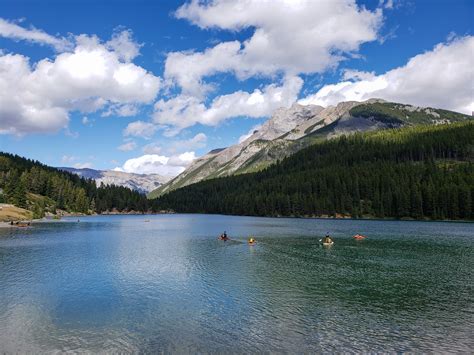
153 122 474 221
60 167 170 194
0 152 157 219
149 99 471 198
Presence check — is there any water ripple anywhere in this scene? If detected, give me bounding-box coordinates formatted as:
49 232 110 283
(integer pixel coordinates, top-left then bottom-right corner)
0 215 473 352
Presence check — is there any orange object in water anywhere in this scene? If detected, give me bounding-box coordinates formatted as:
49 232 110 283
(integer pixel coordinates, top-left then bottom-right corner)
353 234 366 240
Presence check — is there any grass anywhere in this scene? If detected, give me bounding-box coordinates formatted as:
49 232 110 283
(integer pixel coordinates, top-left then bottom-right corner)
0 204 33 222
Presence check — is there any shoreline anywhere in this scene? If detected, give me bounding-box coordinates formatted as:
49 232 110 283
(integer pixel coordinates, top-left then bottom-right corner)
2 212 472 227
0 211 172 228
134 212 474 223
50 212 474 224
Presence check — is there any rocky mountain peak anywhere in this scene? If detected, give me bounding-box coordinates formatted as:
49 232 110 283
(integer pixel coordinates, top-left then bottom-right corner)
244 103 325 143
148 98 472 199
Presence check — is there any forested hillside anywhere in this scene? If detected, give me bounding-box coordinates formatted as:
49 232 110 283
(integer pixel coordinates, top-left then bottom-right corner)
150 99 472 198
0 153 152 218
153 122 474 220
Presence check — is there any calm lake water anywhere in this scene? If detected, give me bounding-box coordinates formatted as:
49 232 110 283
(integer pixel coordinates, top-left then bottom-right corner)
0 214 473 353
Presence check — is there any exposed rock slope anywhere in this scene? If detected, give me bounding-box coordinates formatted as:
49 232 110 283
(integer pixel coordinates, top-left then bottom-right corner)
149 99 471 198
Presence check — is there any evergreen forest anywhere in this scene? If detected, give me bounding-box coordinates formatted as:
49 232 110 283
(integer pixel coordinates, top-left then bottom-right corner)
153 122 474 220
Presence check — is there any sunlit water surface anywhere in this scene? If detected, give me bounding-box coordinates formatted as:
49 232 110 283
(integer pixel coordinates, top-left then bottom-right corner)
0 215 473 352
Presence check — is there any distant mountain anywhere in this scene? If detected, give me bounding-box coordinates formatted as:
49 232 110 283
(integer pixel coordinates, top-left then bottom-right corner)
0 152 155 218
149 99 472 198
60 168 169 194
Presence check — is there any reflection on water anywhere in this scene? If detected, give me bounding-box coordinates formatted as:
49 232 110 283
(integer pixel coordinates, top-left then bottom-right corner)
0 215 473 352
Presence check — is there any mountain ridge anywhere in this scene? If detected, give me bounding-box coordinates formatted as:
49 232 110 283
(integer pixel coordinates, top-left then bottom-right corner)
149 99 471 199
60 167 170 194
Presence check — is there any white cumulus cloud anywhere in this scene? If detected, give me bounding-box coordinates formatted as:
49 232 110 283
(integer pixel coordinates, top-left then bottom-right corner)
299 36 474 114
105 29 141 62
154 76 303 135
165 41 242 97
114 152 197 176
0 25 161 135
167 0 382 93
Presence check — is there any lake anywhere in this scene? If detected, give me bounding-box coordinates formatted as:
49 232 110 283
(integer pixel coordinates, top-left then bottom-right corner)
0 214 473 352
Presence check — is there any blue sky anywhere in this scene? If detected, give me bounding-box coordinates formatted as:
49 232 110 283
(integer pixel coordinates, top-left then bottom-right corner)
0 0 472 176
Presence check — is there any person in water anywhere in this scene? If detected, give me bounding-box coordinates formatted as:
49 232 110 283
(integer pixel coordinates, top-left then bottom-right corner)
220 231 228 240
323 234 333 243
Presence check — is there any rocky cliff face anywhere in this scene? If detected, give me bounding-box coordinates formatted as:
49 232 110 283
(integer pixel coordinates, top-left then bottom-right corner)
148 99 471 198
60 168 169 194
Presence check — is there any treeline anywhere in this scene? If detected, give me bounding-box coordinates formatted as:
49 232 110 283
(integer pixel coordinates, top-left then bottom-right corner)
349 102 468 125
0 153 152 216
154 122 474 220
